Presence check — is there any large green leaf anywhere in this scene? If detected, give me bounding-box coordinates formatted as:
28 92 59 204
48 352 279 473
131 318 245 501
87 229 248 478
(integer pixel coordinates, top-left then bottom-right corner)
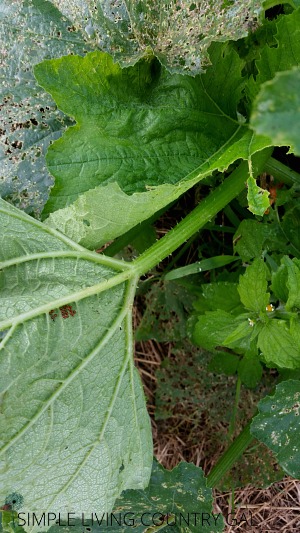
250 68 300 155
49 0 262 76
0 198 152 517
247 8 300 103
251 380 300 477
0 0 95 214
34 45 270 248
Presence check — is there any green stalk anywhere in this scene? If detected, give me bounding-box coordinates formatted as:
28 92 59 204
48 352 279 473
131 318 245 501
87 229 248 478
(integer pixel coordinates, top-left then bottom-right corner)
206 421 254 488
228 376 242 440
133 149 272 277
265 156 300 186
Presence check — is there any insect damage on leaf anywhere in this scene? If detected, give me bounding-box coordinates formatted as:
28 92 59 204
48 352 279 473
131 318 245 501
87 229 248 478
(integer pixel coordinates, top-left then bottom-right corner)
50 0 262 75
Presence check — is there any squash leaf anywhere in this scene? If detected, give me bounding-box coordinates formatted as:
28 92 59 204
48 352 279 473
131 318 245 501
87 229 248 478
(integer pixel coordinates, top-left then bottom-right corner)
52 0 262 75
34 45 271 248
250 68 300 156
0 198 152 519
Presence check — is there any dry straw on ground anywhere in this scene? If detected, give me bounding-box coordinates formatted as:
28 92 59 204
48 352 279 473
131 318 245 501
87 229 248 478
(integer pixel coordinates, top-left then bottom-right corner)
133 311 300 532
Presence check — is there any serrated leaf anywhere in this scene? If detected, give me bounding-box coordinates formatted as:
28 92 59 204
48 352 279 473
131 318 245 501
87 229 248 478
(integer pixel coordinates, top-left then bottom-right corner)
271 263 289 303
238 259 269 313
0 0 96 214
193 282 243 315
0 198 152 519
49 0 261 76
282 256 300 311
246 176 270 216
192 310 247 351
248 8 300 103
223 320 255 350
251 380 300 477
258 319 300 369
34 45 271 248
251 68 300 155
233 219 273 261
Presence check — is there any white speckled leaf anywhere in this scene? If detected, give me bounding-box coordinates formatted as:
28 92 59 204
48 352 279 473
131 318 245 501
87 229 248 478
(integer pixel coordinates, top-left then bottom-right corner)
0 0 95 214
251 380 300 478
0 198 152 525
51 0 262 75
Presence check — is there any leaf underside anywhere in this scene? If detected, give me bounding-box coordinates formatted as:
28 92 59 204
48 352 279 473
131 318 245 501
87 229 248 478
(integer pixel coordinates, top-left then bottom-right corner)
0 198 152 519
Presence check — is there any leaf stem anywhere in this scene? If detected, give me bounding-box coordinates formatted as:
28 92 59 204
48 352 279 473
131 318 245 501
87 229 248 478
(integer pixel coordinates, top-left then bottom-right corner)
133 149 273 277
206 421 254 488
265 156 300 186
228 376 242 440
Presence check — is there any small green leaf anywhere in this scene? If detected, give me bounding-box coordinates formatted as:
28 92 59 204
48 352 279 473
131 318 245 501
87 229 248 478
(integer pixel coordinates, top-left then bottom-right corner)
246 176 270 216
194 282 243 314
238 259 269 313
251 380 300 477
283 257 300 311
258 319 300 369
192 311 245 350
233 219 275 261
271 263 289 303
251 68 300 155
165 255 239 281
223 320 255 350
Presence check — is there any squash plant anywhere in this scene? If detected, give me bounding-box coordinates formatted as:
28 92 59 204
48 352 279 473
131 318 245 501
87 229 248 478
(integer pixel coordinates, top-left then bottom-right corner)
1 0 300 531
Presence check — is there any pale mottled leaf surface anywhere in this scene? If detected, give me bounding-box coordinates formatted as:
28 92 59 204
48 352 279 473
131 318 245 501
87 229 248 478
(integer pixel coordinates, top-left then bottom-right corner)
34 45 270 247
251 68 300 156
0 199 152 521
0 0 95 214
251 380 300 477
49 0 262 75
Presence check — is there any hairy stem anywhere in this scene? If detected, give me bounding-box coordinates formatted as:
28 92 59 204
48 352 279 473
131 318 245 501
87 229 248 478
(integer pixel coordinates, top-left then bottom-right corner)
265 156 300 186
206 421 254 488
133 149 273 277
